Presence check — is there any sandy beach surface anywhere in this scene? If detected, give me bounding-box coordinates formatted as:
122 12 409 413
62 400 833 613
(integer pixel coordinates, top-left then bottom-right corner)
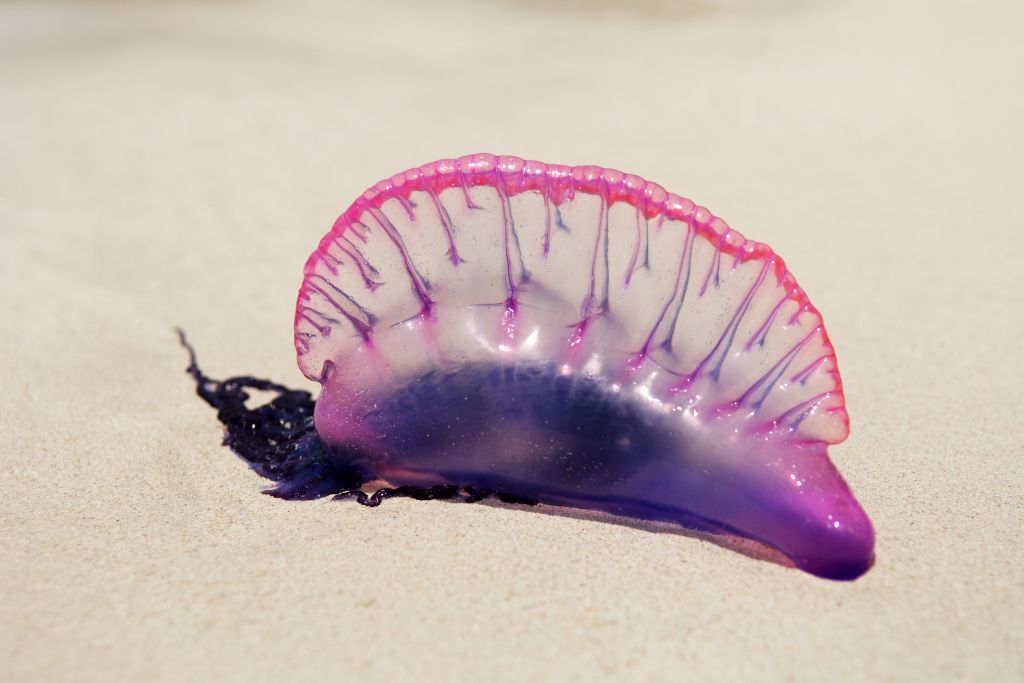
2 0 1022 680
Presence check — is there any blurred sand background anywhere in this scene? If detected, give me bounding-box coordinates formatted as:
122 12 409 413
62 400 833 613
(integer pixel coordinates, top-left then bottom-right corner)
2 0 1022 680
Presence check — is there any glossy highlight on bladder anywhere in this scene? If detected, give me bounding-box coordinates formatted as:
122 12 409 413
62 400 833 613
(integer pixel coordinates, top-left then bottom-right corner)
186 153 875 581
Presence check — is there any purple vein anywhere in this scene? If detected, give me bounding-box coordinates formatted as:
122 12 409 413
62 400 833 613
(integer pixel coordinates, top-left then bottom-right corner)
423 184 463 265
639 220 694 357
542 181 553 257
307 273 376 323
582 196 608 318
334 236 382 291
661 219 696 352
460 174 481 210
699 241 722 297
303 280 373 340
394 193 417 222
789 354 829 385
624 203 643 287
495 179 518 299
735 327 819 411
366 207 433 310
772 391 832 432
704 259 771 381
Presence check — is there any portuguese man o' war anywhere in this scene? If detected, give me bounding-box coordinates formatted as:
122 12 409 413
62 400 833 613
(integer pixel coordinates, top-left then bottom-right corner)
184 153 875 581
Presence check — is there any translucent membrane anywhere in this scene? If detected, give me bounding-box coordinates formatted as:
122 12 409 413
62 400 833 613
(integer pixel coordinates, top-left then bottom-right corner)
295 154 873 580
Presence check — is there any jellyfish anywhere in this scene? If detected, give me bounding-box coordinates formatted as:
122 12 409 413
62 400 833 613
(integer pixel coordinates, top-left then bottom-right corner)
185 154 875 581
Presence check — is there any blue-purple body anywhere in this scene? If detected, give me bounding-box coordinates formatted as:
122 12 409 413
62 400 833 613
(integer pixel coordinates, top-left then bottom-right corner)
316 361 874 580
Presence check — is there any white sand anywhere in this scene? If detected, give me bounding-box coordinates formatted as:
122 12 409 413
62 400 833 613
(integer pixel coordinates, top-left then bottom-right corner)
2 0 1022 680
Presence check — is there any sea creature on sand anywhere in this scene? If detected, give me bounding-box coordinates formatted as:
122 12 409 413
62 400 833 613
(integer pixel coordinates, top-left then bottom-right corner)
184 154 875 580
